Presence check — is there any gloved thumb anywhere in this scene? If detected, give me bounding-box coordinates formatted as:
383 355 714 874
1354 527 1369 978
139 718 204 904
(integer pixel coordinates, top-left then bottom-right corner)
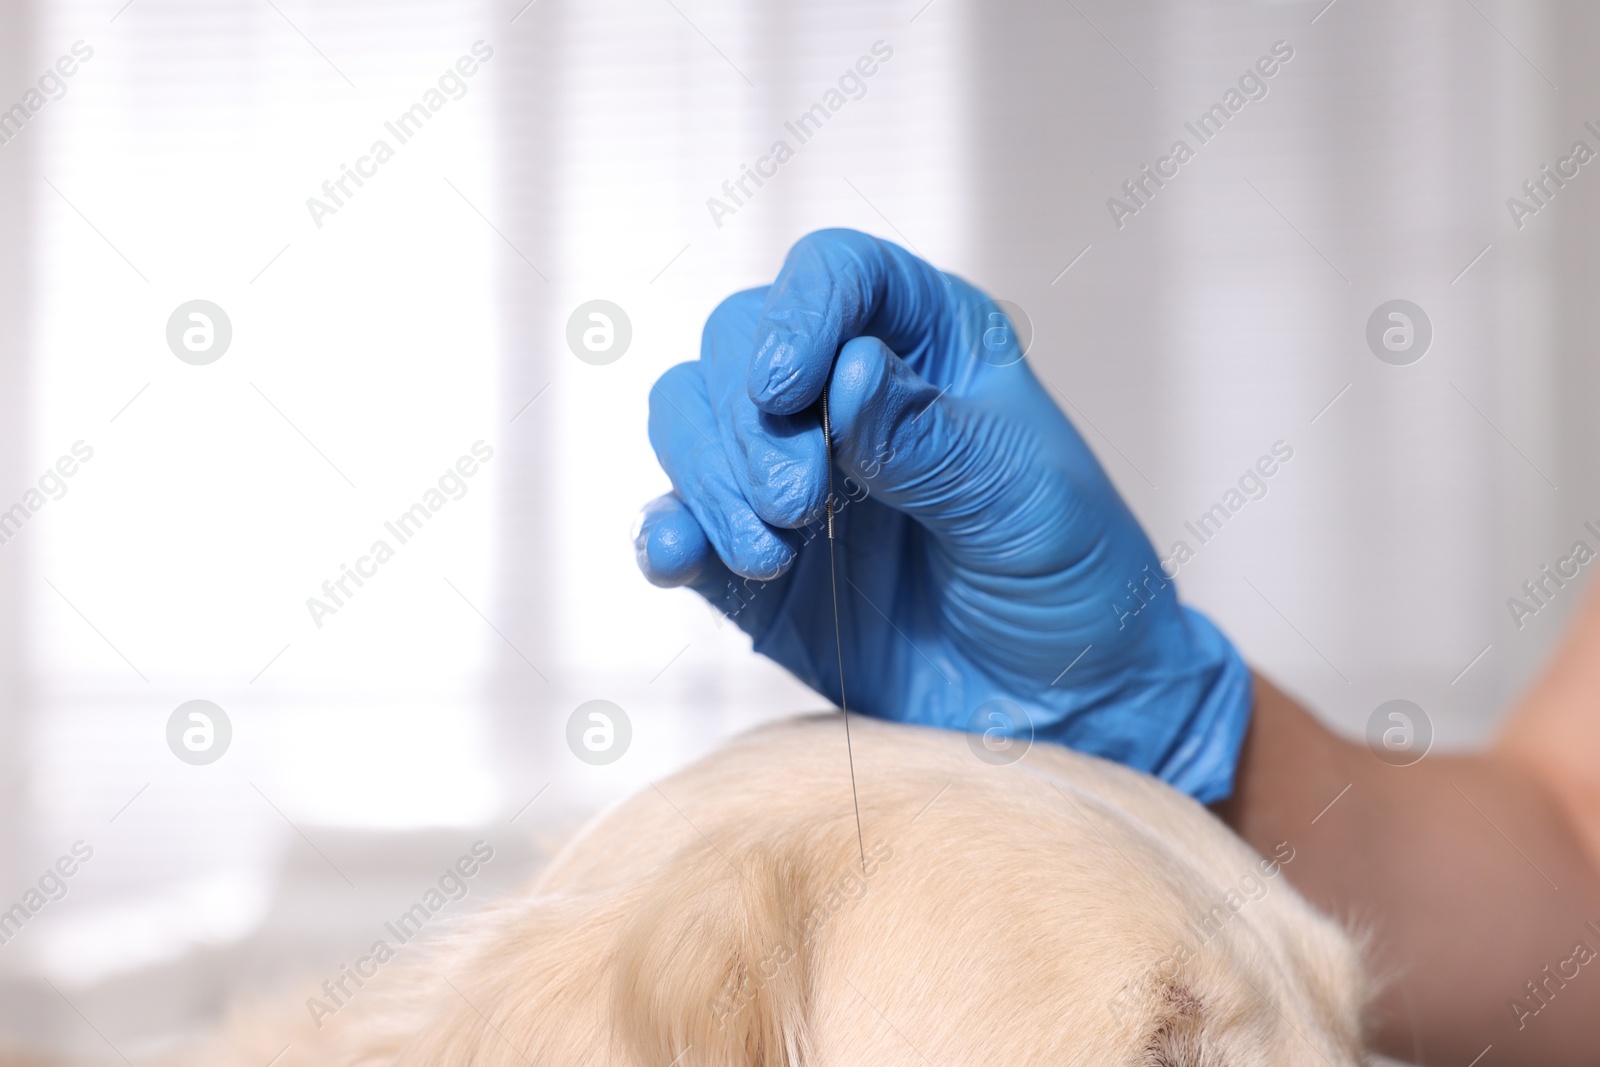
826 336 1076 571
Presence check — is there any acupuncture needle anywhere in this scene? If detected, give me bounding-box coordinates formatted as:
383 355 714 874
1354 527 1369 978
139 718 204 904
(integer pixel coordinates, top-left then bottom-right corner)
821 387 867 874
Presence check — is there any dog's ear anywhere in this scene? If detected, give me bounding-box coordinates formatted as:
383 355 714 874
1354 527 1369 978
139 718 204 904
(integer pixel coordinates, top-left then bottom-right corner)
611 841 818 1067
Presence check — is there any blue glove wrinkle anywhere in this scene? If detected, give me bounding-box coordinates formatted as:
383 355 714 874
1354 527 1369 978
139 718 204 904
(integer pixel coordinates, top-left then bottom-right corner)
751 229 938 413
841 370 1094 579
700 290 831 530
749 246 855 413
647 364 797 581
731 408 826 528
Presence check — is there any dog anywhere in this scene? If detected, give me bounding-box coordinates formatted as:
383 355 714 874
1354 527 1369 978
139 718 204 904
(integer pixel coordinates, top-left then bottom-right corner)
154 713 1367 1066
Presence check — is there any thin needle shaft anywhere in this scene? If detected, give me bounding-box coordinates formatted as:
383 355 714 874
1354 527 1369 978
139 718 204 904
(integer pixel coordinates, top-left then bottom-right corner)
822 390 867 873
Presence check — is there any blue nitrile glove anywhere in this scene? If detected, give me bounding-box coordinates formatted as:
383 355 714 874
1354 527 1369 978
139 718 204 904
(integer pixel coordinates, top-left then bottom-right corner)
635 229 1253 803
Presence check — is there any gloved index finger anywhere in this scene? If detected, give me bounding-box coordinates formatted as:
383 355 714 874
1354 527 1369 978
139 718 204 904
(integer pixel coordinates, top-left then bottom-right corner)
747 228 959 416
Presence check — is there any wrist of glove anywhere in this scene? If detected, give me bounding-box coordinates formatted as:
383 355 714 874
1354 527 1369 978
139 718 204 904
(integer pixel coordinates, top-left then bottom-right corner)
1028 606 1255 805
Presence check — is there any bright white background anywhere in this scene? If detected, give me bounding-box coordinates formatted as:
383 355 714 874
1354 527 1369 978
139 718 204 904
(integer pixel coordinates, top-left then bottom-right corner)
1 0 1597 1060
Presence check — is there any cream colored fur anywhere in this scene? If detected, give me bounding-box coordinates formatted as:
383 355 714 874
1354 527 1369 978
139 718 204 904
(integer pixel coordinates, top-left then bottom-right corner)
161 714 1368 1066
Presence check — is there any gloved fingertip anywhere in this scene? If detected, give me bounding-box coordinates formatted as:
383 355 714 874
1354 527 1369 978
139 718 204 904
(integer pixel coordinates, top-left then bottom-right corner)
828 335 897 414
748 464 826 529
634 500 711 588
748 329 815 414
726 523 798 582
826 335 947 478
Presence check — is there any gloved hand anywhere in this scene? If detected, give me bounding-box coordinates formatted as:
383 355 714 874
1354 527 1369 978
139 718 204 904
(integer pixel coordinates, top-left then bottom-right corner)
636 229 1253 803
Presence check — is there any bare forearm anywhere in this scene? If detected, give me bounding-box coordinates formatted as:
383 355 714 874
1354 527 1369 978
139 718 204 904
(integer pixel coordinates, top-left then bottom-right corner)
1215 675 1600 1066
1499 583 1600 867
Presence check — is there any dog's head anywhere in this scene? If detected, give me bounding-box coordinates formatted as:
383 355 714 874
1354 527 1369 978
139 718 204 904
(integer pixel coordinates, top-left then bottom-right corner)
343 716 1367 1067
